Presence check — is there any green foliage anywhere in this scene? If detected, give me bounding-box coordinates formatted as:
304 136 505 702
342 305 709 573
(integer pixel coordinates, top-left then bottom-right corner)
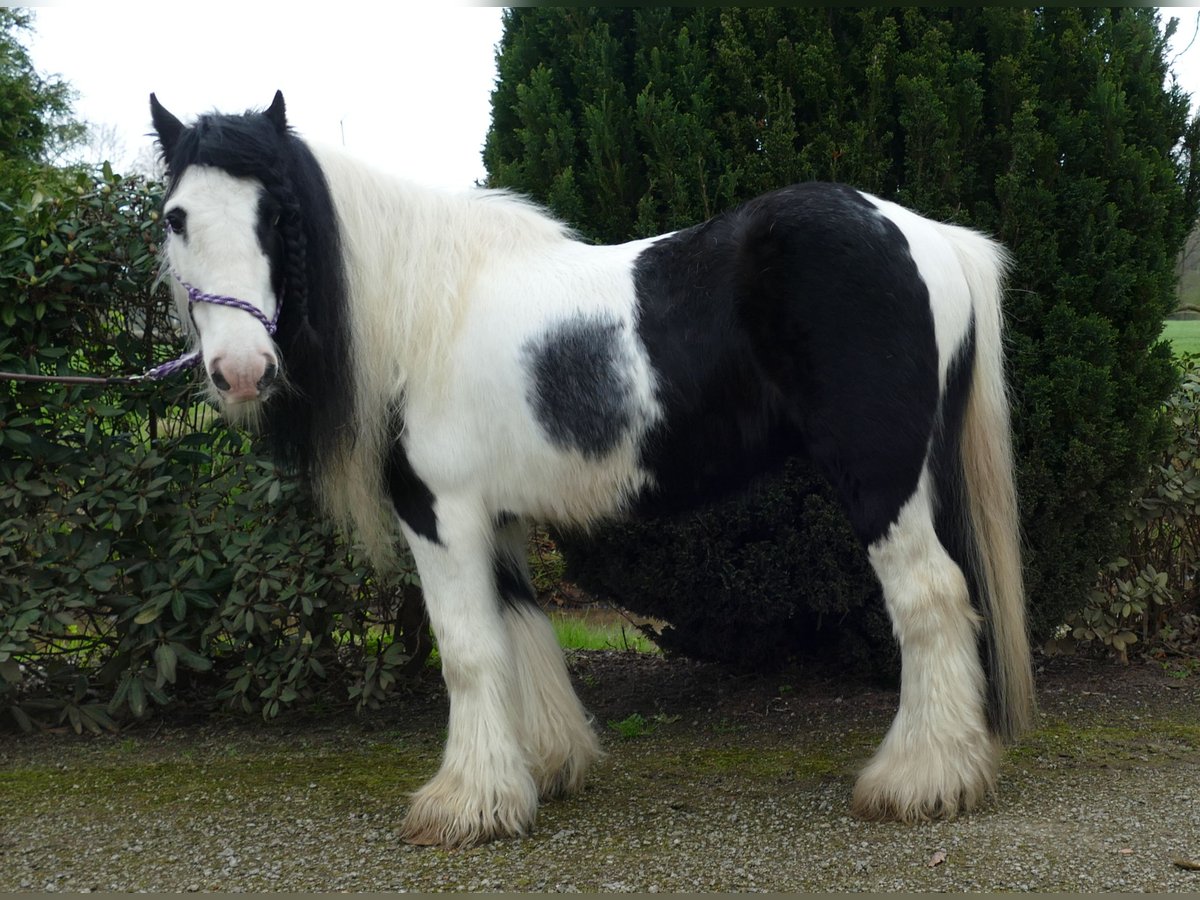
1050 357 1200 660
0 10 84 186
0 164 422 733
488 8 1200 664
528 525 567 597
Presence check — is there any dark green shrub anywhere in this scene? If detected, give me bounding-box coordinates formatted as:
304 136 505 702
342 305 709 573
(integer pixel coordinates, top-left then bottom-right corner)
0 165 422 733
555 459 894 676
1049 356 1200 660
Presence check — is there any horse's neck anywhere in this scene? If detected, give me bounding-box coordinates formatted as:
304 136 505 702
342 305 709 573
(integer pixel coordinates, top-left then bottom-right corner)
313 142 572 272
311 143 572 398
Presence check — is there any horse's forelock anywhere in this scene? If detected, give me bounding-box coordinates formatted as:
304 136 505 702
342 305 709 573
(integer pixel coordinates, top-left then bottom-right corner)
165 109 289 194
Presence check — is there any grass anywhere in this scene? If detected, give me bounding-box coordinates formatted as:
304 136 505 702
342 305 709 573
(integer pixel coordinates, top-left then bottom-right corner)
419 608 661 672
548 610 660 654
607 711 681 739
1162 318 1200 357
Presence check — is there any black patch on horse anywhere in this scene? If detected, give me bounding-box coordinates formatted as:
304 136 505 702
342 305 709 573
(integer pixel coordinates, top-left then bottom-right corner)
492 515 535 611
493 553 536 610
632 182 937 546
523 316 635 459
385 422 440 545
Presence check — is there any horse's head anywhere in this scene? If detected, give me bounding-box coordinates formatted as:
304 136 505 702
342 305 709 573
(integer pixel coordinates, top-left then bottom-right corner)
150 92 290 419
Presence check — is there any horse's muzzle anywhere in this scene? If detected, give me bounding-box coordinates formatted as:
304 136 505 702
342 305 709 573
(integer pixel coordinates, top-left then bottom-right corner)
209 354 278 402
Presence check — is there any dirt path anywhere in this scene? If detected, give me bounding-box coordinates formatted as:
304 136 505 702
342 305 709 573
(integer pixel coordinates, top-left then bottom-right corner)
1 652 1198 892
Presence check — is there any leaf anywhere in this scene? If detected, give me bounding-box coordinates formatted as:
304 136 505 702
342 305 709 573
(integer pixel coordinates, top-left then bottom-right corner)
133 606 161 625
108 672 132 712
381 642 410 665
172 643 213 673
0 659 21 684
9 705 34 733
80 705 118 733
129 677 146 718
154 642 177 685
85 568 115 592
1 427 31 446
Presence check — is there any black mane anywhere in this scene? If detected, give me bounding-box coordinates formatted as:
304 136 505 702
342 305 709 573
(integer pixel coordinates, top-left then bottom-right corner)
158 101 354 480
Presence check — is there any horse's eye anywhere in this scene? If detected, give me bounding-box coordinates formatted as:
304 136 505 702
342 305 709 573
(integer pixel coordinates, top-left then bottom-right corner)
165 208 187 236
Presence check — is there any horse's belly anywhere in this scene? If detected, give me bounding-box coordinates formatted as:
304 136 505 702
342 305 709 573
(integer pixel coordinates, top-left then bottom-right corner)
496 443 654 527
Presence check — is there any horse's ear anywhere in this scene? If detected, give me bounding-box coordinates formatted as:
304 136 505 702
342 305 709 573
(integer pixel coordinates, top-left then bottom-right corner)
265 90 287 134
150 93 184 167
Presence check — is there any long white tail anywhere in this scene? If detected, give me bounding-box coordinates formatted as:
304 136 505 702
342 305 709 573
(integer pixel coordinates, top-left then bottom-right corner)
944 226 1035 741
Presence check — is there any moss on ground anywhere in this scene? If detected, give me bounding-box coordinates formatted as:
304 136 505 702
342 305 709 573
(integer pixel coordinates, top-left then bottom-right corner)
1009 718 1200 768
0 737 437 815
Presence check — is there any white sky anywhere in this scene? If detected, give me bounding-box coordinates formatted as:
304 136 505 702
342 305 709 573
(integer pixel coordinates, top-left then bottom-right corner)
24 4 506 189
19 6 1200 191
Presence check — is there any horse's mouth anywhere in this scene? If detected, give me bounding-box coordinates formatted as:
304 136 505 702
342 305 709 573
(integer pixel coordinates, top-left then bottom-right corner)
211 387 269 430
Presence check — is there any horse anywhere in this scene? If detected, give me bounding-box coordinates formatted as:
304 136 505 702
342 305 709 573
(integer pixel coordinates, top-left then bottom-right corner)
148 91 1035 849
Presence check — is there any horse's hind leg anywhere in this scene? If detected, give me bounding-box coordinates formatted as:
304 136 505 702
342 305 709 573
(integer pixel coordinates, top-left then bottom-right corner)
396 500 538 848
852 469 998 821
494 517 602 798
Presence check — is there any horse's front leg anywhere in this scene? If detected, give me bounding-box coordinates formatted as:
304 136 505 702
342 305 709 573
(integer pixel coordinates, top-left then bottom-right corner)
493 516 602 799
397 498 538 848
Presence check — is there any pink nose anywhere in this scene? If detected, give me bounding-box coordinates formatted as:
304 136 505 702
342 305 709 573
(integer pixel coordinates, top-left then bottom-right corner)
209 357 278 401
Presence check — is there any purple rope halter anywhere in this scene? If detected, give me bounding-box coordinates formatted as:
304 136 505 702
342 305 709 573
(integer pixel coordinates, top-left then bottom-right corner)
141 272 280 381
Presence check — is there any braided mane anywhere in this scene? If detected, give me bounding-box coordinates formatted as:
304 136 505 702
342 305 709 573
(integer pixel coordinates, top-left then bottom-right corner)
158 100 354 480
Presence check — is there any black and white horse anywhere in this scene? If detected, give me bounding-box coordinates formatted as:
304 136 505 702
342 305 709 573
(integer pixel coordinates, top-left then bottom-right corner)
149 92 1034 848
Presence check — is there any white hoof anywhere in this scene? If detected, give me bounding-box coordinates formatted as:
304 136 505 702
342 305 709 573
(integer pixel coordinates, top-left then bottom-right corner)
400 766 538 848
851 724 1000 822
531 725 603 800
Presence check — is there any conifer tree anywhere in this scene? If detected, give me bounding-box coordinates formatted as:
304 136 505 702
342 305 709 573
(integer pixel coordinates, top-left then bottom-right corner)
0 9 83 184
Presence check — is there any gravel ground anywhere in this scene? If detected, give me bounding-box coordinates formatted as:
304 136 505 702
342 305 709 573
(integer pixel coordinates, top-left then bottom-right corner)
1 651 1199 893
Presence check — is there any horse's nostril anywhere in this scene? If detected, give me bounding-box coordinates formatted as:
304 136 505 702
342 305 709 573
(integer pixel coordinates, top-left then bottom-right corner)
210 366 231 392
258 361 278 391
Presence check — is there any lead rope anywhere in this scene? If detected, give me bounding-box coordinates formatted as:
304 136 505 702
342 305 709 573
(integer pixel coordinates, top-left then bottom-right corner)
1 270 280 386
